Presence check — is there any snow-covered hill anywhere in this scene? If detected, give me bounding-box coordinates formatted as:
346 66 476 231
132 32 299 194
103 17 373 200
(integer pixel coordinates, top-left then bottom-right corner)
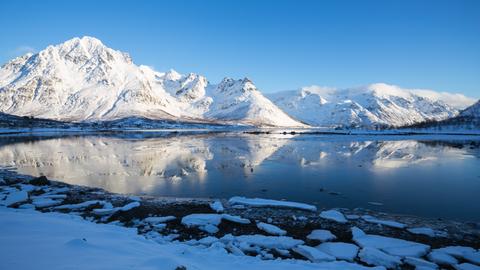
0 37 303 127
268 84 472 128
459 100 480 118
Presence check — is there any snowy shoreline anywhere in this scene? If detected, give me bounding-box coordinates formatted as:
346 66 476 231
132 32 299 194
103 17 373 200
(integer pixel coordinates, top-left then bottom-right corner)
1 171 479 269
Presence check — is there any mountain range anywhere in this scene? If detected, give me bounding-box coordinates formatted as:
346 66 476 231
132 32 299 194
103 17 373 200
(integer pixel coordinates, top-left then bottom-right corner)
0 36 477 128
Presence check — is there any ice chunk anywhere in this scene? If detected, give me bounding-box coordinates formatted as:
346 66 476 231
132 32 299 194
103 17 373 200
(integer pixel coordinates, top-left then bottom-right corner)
209 200 224 212
320 209 348 223
256 222 286 236
152 224 166 231
92 208 118 216
353 228 430 258
404 256 439 269
359 247 402 268
228 196 317 211
200 224 219 234
32 198 63 208
92 201 139 216
234 234 304 249
351 227 366 238
181 214 223 227
221 214 250 224
19 203 35 209
198 236 219 246
408 227 436 237
454 263 480 270
2 190 28 206
307 229 337 242
316 242 359 261
226 243 245 256
31 194 67 200
436 246 477 259
119 201 140 211
463 251 480 265
293 245 336 262
361 215 406 229
144 216 176 224
427 250 458 265
55 200 104 210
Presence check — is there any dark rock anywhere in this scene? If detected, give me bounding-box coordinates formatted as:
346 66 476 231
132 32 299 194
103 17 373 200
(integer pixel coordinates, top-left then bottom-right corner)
29 176 50 186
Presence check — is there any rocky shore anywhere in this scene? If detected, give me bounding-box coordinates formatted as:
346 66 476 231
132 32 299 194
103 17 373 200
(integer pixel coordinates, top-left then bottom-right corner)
1 170 479 270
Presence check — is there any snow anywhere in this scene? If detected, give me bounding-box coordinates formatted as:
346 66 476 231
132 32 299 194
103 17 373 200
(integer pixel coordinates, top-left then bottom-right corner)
455 263 480 270
404 256 439 270
306 229 337 242
1 190 28 206
233 234 304 250
92 201 138 215
431 246 480 265
293 245 336 262
320 210 348 223
31 194 67 199
228 196 317 211
436 246 477 258
181 214 223 227
0 206 389 270
32 198 63 208
209 200 224 212
464 252 480 265
55 200 105 210
0 36 304 127
201 224 219 234
119 201 140 211
358 247 402 268
316 242 359 261
256 222 287 236
408 227 436 237
361 215 406 229
427 250 458 265
221 214 250 224
460 100 480 118
144 216 176 224
352 227 430 258
268 83 471 128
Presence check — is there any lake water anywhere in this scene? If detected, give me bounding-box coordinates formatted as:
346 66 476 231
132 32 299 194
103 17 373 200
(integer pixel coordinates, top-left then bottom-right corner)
1 132 479 221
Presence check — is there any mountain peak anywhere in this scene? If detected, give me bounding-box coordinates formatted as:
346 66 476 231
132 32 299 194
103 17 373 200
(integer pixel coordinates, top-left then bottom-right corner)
164 69 182 81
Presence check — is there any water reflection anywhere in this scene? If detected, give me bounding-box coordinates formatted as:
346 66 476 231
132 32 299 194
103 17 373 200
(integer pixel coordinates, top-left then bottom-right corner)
0 133 479 221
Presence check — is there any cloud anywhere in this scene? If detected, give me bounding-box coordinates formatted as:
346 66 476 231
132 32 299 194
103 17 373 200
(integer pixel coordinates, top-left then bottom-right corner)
10 45 37 57
408 89 476 110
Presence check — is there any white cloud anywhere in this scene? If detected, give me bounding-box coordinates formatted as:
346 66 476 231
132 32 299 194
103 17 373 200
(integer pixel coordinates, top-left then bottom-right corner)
11 45 37 57
409 89 476 110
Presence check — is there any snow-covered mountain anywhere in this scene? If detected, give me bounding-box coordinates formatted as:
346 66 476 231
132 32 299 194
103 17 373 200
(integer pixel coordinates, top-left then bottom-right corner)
1 36 474 128
0 36 303 127
268 84 470 128
459 100 480 118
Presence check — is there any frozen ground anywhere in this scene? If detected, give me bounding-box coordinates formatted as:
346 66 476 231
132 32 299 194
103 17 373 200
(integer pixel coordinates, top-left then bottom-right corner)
1 207 385 270
1 173 479 269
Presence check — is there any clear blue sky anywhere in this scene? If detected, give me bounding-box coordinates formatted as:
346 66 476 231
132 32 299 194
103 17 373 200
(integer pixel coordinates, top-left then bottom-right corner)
1 0 479 97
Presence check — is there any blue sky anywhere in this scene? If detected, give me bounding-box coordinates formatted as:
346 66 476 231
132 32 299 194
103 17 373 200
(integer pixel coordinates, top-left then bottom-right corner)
1 0 479 97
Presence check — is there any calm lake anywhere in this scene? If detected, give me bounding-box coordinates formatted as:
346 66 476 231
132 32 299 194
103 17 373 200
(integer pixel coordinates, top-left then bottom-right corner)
1 132 479 221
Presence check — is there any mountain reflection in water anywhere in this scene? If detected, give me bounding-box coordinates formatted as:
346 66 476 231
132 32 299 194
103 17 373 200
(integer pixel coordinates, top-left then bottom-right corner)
0 133 479 221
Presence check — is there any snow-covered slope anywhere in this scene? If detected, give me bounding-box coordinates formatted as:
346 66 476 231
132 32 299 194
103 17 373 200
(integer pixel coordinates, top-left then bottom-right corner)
268 84 467 128
459 100 480 118
0 36 303 127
